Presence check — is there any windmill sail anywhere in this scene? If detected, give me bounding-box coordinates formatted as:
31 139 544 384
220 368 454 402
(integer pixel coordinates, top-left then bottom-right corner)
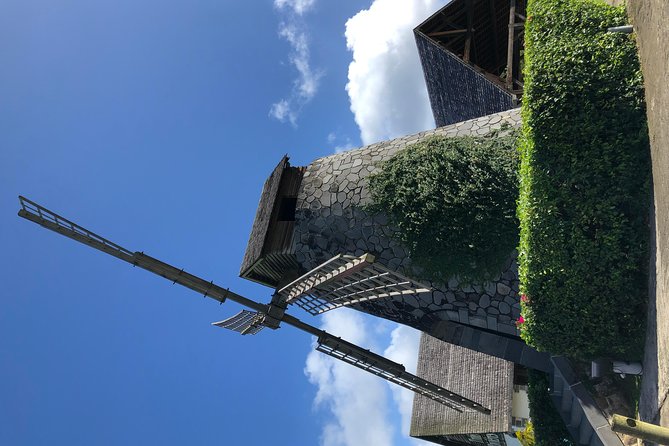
316 334 489 414
278 254 432 315
17 195 490 414
212 310 265 335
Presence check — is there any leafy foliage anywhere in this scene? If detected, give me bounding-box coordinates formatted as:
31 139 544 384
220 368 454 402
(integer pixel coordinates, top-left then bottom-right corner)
368 130 519 283
528 370 575 446
515 420 535 446
517 0 650 358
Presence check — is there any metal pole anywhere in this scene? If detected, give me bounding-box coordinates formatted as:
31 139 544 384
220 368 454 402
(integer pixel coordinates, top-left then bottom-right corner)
607 25 633 34
611 414 669 445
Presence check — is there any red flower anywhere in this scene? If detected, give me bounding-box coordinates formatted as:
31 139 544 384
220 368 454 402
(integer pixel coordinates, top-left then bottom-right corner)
516 315 525 326
520 294 528 303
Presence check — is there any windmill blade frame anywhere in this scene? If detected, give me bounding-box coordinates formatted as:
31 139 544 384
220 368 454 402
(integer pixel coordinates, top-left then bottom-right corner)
278 253 432 315
212 310 265 335
315 333 489 414
17 195 490 414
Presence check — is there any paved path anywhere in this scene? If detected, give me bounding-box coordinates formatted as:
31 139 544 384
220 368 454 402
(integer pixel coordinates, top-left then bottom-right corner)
628 0 669 439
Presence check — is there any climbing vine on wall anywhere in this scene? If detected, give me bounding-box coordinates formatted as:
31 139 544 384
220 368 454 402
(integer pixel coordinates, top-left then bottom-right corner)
368 129 519 283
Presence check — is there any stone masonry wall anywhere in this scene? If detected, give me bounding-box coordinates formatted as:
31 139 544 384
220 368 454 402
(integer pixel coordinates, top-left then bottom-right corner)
292 109 522 338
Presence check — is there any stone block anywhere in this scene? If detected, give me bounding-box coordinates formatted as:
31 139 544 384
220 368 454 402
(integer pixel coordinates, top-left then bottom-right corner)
497 283 511 295
457 308 469 324
497 323 518 336
433 290 445 306
469 316 487 329
486 316 498 331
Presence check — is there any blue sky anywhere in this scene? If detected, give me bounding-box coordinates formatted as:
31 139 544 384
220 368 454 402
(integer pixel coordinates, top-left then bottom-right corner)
0 1 448 445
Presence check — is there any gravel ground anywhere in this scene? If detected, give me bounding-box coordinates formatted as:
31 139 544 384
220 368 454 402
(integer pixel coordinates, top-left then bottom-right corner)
627 0 669 439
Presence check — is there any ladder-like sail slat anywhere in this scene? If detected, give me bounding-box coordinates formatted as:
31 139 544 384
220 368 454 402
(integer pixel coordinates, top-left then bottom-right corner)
212 310 265 335
279 253 432 315
315 334 490 414
17 196 267 313
18 196 135 262
18 196 488 414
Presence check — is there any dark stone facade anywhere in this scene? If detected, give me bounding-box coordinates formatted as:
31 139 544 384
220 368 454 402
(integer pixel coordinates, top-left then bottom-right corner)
292 110 523 340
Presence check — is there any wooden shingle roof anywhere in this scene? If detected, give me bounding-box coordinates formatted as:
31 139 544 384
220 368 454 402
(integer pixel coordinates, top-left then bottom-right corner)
240 156 288 278
410 334 513 439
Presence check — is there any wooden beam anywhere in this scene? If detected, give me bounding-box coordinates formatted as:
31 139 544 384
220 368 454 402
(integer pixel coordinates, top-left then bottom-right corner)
284 254 375 301
463 0 474 62
506 0 516 90
489 0 500 70
428 29 468 37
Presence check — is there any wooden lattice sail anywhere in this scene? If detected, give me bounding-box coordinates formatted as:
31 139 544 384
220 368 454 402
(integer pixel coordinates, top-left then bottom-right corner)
17 195 490 414
278 254 432 315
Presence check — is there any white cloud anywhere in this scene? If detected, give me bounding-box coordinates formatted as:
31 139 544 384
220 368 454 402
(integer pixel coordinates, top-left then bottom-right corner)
270 1 322 125
305 310 396 446
384 325 431 445
334 142 355 154
326 131 356 153
269 99 297 125
274 0 316 16
279 23 322 101
344 0 448 144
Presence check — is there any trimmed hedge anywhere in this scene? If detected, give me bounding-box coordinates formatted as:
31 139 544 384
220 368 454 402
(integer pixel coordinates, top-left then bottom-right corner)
518 0 650 359
528 370 575 446
368 131 519 283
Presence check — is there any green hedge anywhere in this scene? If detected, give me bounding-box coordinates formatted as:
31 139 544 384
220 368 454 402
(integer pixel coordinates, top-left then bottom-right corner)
518 0 650 359
528 370 575 446
368 131 519 283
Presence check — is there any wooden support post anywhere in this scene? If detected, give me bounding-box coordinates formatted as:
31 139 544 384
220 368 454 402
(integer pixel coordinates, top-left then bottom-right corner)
611 414 669 444
489 0 500 70
463 0 474 62
506 0 516 90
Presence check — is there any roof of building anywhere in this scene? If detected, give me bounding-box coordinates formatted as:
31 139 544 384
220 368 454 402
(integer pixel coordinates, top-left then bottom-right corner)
410 334 514 438
239 155 288 278
239 153 306 288
414 0 526 92
413 0 526 126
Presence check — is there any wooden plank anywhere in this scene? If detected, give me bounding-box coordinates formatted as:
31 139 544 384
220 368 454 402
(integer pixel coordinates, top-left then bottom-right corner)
317 271 391 299
286 254 375 301
278 254 343 294
428 29 468 37
506 0 516 90
463 0 474 62
489 0 500 70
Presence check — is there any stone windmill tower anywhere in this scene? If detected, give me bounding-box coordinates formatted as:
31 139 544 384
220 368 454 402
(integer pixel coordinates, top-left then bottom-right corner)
239 108 548 373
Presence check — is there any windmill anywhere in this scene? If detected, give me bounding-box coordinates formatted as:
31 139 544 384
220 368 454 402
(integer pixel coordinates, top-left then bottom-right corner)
17 195 490 415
